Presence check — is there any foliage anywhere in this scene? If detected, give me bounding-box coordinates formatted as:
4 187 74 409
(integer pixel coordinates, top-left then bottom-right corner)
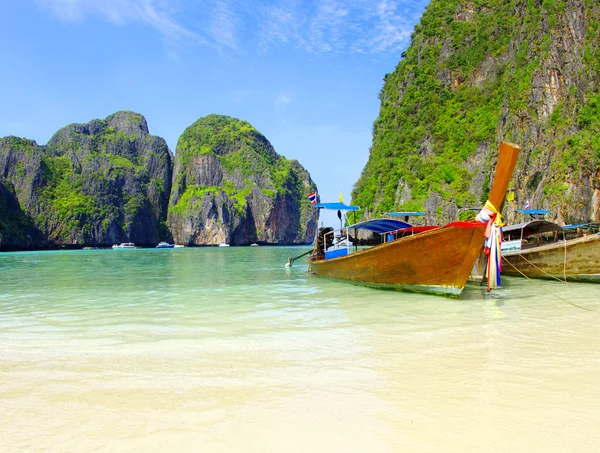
0 136 39 156
171 185 220 216
37 155 100 239
0 179 37 244
172 115 316 226
352 0 600 221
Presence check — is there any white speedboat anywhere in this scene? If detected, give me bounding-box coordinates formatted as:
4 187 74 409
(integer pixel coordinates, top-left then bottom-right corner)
218 242 230 247
155 242 175 249
112 242 137 249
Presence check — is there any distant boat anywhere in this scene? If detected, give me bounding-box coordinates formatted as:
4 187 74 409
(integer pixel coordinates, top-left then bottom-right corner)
112 243 136 249
155 242 175 248
174 244 185 248
501 220 600 282
307 141 520 298
250 243 259 247
218 242 230 247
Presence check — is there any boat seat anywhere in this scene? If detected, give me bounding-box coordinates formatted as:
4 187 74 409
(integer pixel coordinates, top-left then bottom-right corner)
324 248 349 260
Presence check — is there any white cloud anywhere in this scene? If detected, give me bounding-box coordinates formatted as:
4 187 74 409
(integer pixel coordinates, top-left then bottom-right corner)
257 1 300 53
35 0 204 44
35 0 426 55
208 0 239 50
275 94 291 107
260 0 426 55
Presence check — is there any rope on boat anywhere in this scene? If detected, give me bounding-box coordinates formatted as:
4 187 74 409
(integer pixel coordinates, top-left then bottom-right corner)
507 249 567 283
502 258 592 312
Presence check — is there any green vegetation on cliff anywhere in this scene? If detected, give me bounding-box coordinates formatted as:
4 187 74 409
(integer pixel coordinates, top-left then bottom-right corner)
0 111 173 246
353 0 600 222
172 115 311 216
168 114 317 245
38 155 100 238
0 179 39 248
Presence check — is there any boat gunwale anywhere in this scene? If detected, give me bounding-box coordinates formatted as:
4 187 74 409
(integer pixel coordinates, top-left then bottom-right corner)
308 222 486 265
502 233 600 257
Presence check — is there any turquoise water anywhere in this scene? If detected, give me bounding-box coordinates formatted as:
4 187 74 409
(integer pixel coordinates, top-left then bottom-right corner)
1 247 600 452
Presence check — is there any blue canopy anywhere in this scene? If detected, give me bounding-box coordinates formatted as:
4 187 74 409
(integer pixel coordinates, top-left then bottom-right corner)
563 223 586 229
314 202 360 211
563 222 600 230
388 211 426 217
514 209 550 215
346 219 412 234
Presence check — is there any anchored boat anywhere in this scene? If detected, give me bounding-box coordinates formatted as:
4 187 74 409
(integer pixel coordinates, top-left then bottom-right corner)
307 141 521 298
112 242 137 250
501 219 600 282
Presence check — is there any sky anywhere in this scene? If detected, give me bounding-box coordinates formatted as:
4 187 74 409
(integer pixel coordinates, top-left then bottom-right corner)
0 0 428 212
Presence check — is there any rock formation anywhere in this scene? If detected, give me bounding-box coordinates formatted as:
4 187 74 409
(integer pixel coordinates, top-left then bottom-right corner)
352 0 600 225
167 114 317 245
0 111 173 248
1 112 318 249
0 176 46 250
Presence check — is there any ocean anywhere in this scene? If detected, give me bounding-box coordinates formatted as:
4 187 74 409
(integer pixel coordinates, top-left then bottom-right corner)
1 247 599 452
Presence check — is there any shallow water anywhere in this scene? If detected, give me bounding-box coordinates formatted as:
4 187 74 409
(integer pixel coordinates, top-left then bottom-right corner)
1 247 599 452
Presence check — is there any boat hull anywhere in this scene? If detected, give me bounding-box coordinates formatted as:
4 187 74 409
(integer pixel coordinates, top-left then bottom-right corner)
502 234 600 282
308 224 486 298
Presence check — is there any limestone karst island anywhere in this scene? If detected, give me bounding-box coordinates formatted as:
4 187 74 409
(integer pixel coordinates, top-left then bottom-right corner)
0 112 317 250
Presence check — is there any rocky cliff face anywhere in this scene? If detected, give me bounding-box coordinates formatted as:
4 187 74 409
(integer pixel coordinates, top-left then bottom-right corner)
0 111 173 247
352 0 600 225
0 176 46 250
167 115 317 245
1 112 318 250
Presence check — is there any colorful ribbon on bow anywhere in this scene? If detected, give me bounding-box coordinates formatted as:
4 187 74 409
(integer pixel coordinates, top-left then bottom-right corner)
476 200 503 291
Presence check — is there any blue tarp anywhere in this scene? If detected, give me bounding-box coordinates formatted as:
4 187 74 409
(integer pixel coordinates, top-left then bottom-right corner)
388 211 425 217
346 219 412 234
314 202 360 211
563 222 600 230
514 209 550 215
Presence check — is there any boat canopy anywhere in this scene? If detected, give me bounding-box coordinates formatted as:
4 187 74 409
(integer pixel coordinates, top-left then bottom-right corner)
388 211 425 217
346 218 412 234
514 209 550 215
502 220 563 237
314 202 360 211
563 222 600 230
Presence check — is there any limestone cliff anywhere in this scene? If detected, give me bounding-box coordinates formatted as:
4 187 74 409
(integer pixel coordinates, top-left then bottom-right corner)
0 176 46 250
168 115 317 245
352 0 600 225
0 111 173 247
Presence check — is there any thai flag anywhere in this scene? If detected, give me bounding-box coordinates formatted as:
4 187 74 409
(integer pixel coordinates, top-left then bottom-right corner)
524 200 530 209
308 192 317 205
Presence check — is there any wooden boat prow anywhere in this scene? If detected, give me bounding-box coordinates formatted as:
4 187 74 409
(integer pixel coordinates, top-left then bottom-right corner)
308 141 521 298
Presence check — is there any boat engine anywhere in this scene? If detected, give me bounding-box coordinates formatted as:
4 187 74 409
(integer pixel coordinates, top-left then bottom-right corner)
316 227 334 253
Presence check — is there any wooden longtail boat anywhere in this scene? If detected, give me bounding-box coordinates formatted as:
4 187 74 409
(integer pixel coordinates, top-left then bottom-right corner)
501 220 600 282
307 141 521 298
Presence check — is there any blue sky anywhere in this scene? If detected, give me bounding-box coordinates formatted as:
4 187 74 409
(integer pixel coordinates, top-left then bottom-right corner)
0 0 428 209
